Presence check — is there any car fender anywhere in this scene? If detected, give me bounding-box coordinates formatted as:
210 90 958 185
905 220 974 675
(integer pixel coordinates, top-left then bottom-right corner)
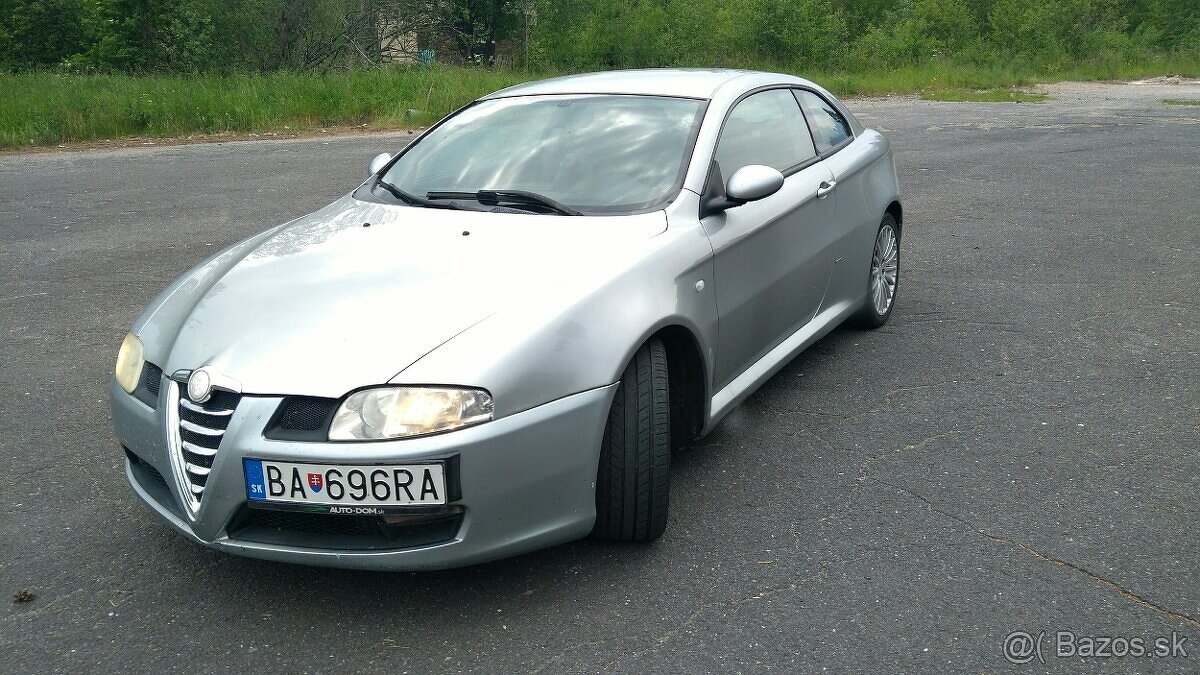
392 196 718 420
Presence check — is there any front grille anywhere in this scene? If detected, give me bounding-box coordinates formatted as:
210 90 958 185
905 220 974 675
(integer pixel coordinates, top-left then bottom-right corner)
276 397 336 430
143 364 162 397
227 507 464 551
169 384 240 512
126 448 168 489
142 459 169 489
264 396 340 441
132 363 163 408
125 447 183 518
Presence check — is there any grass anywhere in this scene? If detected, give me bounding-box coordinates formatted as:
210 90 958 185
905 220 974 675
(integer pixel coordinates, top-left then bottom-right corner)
1162 98 1200 105
1 56 1197 149
0 66 535 148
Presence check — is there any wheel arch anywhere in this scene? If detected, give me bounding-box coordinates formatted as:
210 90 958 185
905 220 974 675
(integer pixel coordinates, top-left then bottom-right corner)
647 324 708 447
885 200 903 237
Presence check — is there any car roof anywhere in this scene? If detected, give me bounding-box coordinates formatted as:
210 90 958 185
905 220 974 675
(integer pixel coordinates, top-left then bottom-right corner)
481 68 811 101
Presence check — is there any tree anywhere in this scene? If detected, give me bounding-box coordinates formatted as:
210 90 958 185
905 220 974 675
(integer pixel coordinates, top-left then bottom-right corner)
752 0 850 68
913 0 976 51
87 0 213 71
0 0 90 68
445 0 518 61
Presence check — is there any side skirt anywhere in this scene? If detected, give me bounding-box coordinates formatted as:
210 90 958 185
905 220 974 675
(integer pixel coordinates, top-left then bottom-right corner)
703 299 857 434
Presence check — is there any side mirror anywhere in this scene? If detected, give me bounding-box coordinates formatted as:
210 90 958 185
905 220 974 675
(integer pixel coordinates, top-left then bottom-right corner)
368 152 392 176
701 163 785 218
725 165 784 202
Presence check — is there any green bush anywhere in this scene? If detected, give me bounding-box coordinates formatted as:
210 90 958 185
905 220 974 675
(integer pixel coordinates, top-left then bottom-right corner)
852 19 941 67
3 0 1197 75
753 0 850 68
913 0 978 50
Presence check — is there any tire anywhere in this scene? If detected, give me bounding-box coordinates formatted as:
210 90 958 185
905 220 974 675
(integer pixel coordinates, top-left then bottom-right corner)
851 213 900 328
592 338 671 542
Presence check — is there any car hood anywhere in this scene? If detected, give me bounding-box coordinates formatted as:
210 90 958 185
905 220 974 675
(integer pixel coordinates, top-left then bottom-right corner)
143 195 667 398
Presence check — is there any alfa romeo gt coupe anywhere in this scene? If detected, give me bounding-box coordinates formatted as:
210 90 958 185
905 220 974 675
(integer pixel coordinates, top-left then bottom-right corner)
111 69 902 570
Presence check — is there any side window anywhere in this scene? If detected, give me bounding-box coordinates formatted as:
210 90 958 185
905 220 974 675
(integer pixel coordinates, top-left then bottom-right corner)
795 90 852 154
714 89 817 178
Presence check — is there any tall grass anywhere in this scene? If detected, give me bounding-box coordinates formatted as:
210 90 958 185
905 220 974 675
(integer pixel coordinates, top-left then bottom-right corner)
0 66 534 148
2 57 1198 149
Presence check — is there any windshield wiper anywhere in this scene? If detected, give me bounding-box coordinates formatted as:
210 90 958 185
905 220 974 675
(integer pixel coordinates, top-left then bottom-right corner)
374 178 470 210
425 190 582 216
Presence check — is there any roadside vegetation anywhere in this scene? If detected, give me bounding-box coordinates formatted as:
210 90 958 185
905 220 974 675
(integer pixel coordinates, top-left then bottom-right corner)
1 0 1197 148
0 67 533 147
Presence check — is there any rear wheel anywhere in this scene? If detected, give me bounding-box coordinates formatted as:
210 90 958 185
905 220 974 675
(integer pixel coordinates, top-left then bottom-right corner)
592 338 671 542
852 214 900 328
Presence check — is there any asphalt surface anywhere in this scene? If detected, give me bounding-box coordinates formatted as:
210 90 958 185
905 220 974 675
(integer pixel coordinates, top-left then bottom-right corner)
2 80 1198 673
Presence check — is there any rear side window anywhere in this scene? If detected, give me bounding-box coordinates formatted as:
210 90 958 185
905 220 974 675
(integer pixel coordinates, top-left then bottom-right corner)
795 90 852 154
714 89 817 177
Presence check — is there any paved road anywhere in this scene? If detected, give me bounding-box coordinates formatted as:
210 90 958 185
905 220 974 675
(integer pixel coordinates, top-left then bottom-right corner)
2 81 1197 673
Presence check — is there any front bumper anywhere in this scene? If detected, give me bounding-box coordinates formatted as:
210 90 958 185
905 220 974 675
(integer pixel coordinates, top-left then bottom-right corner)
111 378 616 570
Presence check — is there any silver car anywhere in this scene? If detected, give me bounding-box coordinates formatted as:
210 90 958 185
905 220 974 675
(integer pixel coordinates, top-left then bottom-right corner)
111 69 902 570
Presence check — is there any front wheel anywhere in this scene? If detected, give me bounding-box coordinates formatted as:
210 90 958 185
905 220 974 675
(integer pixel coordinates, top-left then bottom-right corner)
592 338 671 542
852 214 900 328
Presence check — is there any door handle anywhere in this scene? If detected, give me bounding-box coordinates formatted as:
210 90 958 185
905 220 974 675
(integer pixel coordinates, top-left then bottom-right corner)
816 180 837 199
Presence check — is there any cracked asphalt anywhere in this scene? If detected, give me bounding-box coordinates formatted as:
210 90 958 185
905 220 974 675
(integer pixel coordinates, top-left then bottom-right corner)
2 79 1198 673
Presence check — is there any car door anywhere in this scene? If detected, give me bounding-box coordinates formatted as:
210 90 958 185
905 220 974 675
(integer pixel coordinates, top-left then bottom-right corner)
701 88 838 390
794 88 878 306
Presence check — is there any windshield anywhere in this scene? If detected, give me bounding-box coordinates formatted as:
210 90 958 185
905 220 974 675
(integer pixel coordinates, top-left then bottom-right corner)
379 94 705 214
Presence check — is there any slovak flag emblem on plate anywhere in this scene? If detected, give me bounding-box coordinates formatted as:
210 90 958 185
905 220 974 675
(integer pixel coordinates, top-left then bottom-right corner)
308 472 323 493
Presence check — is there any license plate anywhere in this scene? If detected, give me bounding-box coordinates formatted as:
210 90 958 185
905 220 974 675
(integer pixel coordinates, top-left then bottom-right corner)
243 458 447 510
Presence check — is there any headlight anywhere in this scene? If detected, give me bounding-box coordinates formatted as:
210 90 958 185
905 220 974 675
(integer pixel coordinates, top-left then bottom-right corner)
115 332 145 394
329 386 493 440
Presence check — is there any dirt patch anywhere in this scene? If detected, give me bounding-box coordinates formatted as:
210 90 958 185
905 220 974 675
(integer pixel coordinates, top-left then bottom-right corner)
1129 75 1198 86
1030 77 1200 109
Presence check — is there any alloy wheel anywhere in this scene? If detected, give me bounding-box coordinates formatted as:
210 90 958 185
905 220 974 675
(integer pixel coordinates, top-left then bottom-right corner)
870 223 898 315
